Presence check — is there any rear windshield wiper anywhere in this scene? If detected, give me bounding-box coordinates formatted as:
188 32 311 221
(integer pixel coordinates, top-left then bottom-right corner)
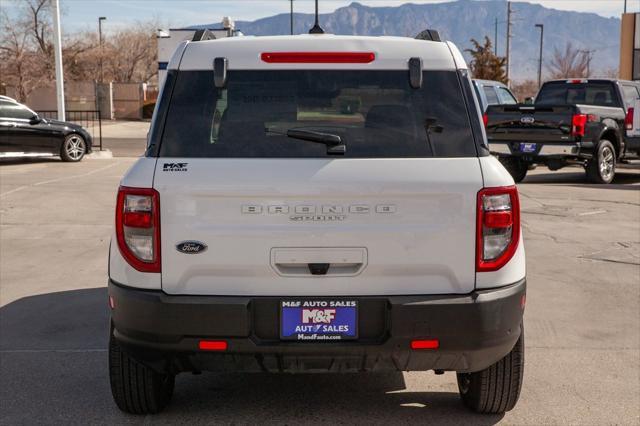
265 127 346 155
423 117 443 156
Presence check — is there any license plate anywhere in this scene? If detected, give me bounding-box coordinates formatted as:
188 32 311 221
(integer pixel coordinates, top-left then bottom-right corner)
519 143 537 153
280 300 358 341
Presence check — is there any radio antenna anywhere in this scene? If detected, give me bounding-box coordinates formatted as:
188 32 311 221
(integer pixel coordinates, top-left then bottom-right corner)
309 0 324 34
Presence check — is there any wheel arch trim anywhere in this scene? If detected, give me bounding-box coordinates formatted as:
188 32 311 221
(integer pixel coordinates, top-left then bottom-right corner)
598 126 622 157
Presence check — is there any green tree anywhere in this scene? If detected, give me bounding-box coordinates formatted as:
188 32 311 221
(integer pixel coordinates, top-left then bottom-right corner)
465 36 507 84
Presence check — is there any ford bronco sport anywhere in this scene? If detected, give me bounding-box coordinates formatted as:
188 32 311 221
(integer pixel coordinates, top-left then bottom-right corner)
108 33 526 415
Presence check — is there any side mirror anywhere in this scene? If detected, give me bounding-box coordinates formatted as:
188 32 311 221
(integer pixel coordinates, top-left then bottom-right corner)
524 97 534 105
30 114 42 124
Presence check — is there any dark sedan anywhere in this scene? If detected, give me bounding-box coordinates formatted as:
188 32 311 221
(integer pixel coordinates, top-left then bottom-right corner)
0 99 92 162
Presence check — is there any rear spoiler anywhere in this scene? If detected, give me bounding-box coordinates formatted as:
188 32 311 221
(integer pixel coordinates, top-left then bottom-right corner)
192 29 215 42
415 29 441 42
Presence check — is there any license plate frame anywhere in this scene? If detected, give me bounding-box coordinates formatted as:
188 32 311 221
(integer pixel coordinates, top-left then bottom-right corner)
280 300 358 341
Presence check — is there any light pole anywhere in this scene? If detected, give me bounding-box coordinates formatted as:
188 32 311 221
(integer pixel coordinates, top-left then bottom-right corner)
98 17 106 83
494 17 498 55
505 1 512 87
494 18 509 56
579 50 594 77
535 24 543 88
52 0 65 121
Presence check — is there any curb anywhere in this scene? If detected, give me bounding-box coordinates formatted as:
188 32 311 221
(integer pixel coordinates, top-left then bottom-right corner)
87 149 114 159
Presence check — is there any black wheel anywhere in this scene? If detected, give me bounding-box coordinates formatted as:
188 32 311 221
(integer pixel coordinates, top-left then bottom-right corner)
457 328 524 414
586 140 615 184
109 331 174 414
60 133 86 162
499 157 528 183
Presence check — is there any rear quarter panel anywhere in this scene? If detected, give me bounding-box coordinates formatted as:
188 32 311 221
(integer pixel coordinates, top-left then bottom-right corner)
477 156 525 289
108 157 161 289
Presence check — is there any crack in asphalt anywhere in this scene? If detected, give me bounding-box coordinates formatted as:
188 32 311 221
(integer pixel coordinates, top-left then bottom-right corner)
519 190 640 208
518 190 547 207
522 210 568 217
522 223 579 244
579 198 640 207
577 256 640 266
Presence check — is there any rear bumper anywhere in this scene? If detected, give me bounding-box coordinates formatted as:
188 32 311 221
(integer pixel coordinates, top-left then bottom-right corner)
489 141 594 158
108 278 525 373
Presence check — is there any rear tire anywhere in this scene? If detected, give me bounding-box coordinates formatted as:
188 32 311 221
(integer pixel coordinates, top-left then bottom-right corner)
109 331 175 414
456 328 524 414
586 140 615 184
499 157 528 183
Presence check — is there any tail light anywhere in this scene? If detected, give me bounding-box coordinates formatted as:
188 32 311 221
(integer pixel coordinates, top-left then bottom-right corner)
115 186 161 273
199 340 228 351
482 113 489 127
625 107 634 130
476 186 520 272
571 113 587 137
411 339 439 350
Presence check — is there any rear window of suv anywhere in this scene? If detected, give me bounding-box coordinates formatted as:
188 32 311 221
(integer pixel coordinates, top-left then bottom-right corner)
158 70 477 158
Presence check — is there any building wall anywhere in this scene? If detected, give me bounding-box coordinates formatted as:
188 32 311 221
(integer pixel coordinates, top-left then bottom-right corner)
7 81 149 120
8 82 98 112
112 83 144 120
620 13 639 80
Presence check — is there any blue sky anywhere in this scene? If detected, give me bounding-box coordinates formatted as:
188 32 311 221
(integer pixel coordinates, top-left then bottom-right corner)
3 0 636 33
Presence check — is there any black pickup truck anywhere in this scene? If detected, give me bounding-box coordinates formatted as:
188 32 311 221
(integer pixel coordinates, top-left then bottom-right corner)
485 79 640 183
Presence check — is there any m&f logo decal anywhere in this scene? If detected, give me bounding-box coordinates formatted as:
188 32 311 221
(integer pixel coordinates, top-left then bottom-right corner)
163 163 188 172
302 309 336 324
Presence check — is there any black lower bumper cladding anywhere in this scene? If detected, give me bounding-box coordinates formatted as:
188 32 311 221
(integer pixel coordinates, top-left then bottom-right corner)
108 279 525 374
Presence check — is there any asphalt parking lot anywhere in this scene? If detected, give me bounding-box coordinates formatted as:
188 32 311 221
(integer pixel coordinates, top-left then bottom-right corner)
0 157 638 425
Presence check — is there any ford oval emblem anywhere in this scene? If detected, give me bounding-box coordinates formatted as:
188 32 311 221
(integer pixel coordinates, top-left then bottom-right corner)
520 116 535 124
176 241 207 254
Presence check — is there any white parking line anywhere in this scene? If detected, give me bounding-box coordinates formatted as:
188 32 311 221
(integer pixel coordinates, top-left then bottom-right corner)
0 185 29 198
578 210 607 216
0 161 121 198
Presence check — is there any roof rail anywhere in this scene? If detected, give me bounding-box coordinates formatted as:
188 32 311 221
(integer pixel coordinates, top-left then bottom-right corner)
192 29 216 42
415 29 441 42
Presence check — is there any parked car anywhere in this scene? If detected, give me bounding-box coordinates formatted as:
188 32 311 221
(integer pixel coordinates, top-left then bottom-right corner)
485 78 640 183
108 33 526 415
0 99 92 162
472 79 518 112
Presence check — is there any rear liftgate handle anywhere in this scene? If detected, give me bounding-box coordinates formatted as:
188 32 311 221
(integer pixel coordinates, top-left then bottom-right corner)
270 248 367 277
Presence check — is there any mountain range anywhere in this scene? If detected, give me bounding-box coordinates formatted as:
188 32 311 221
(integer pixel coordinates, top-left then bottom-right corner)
194 0 621 81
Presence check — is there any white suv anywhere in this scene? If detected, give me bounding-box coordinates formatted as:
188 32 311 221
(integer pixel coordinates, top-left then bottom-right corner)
108 34 526 415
